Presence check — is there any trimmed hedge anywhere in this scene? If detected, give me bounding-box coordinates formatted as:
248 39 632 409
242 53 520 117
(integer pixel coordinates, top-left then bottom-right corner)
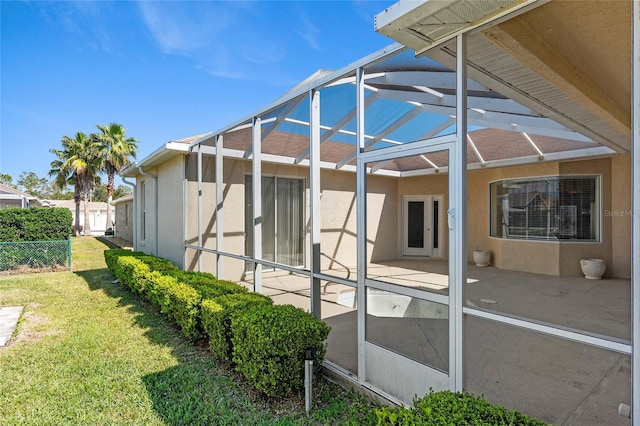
231 303 330 398
167 281 202 339
201 292 273 362
103 249 332 400
165 270 248 299
375 389 548 426
0 207 72 242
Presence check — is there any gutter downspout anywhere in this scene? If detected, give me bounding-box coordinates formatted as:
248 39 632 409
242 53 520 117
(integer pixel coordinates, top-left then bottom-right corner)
139 166 159 256
121 177 137 251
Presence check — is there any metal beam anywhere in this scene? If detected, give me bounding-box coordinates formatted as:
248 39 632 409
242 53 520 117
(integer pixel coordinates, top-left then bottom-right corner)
451 33 467 392
336 107 422 169
294 92 379 164
355 67 367 384
252 118 262 293
309 89 322 318
215 135 224 279
369 117 455 173
632 1 639 423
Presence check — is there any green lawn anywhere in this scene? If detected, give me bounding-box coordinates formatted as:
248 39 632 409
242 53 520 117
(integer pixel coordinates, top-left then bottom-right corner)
0 237 376 425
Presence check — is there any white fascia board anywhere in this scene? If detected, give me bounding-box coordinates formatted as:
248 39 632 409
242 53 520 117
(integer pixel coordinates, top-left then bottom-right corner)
121 142 190 177
375 0 545 57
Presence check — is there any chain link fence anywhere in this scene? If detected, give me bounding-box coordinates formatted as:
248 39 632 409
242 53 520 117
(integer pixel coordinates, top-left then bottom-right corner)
0 238 71 273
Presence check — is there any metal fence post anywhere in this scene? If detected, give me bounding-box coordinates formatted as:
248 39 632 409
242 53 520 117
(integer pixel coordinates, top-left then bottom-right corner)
67 236 72 271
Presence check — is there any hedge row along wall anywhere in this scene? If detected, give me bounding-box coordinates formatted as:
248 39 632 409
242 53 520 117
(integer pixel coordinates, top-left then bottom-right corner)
104 249 330 398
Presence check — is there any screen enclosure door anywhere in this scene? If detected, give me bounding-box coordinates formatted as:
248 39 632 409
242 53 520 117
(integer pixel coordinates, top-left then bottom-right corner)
358 136 456 404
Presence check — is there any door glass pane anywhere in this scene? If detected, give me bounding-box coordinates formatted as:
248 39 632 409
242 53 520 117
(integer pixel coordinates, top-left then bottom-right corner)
262 177 276 263
366 287 449 372
407 201 424 248
276 177 304 266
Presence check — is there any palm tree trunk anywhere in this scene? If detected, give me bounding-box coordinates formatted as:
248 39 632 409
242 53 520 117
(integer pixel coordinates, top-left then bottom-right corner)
74 196 81 237
83 195 91 236
106 172 114 233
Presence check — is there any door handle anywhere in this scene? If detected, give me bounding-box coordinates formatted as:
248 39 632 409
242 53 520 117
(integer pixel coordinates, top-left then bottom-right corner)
447 208 454 231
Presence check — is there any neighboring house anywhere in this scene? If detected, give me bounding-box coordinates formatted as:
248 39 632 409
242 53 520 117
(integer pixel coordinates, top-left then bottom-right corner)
113 193 133 244
0 184 39 208
46 199 114 235
121 2 637 424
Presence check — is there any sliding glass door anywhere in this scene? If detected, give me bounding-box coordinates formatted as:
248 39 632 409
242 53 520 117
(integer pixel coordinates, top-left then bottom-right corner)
245 175 305 269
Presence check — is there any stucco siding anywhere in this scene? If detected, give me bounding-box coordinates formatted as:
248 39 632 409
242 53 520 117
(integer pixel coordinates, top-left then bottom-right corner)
114 199 133 243
156 155 186 269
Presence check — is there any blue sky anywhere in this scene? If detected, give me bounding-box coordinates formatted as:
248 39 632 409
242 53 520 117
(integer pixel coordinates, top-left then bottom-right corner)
1 0 394 186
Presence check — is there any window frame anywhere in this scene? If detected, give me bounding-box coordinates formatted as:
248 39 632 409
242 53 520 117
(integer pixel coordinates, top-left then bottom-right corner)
489 174 601 243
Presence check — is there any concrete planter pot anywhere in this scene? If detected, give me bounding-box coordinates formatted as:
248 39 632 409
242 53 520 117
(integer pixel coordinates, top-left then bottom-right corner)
580 258 606 279
473 250 491 267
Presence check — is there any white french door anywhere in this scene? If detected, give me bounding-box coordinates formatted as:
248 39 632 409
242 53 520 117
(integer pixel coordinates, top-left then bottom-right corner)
403 195 441 257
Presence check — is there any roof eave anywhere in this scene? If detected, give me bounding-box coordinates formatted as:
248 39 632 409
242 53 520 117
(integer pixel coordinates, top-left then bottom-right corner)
120 142 190 177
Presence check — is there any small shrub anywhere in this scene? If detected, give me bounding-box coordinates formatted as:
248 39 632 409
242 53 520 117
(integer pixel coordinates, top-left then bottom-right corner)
0 207 71 242
166 271 247 299
375 389 548 426
145 271 177 314
117 257 152 294
167 282 202 339
231 304 330 398
201 292 273 362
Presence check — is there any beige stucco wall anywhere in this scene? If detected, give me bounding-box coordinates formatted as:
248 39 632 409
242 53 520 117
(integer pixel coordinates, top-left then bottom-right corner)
149 151 632 280
610 155 632 278
183 156 398 282
465 157 630 278
157 155 186 269
114 199 133 244
137 155 186 269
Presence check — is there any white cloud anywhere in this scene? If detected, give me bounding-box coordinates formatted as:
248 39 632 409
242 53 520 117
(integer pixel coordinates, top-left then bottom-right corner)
136 1 229 54
38 1 113 52
294 7 321 52
136 1 297 84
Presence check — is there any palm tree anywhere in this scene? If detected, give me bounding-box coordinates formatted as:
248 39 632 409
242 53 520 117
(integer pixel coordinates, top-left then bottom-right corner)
93 123 138 231
49 132 102 236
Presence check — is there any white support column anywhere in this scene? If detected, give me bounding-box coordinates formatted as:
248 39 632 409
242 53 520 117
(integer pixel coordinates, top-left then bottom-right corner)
451 33 467 392
309 89 322 318
215 135 224 279
252 118 263 293
632 2 639 424
355 67 367 383
197 144 203 272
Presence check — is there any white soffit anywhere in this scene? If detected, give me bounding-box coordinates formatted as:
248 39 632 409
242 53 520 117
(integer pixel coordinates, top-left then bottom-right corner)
374 0 543 56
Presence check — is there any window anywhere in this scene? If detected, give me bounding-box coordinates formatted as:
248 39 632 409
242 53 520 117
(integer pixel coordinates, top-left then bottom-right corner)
245 175 305 269
490 176 599 241
140 181 146 240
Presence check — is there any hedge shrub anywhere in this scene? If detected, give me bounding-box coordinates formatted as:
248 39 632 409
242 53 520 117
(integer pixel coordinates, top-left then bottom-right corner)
165 270 247 299
103 249 334 401
144 271 176 315
231 303 330 398
0 207 71 242
201 292 273 362
375 389 547 426
166 282 202 339
117 257 152 294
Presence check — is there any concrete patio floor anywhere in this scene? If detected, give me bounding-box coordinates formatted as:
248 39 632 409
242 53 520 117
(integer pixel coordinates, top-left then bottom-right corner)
241 260 632 425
